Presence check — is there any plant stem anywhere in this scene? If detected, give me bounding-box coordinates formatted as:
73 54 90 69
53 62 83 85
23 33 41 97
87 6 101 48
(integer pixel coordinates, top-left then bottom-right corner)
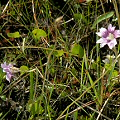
112 0 120 81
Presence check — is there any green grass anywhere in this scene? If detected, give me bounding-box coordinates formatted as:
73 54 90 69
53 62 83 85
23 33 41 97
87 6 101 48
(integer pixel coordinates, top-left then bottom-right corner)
0 0 120 120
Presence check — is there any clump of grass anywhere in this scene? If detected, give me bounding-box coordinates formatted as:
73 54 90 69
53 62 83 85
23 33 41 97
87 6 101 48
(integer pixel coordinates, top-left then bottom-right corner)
0 0 120 120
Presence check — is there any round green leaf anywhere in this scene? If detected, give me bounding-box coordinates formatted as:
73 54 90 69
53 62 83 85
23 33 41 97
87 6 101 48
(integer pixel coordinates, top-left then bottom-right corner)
32 29 47 39
20 65 29 74
71 43 84 58
0 95 6 101
55 50 64 57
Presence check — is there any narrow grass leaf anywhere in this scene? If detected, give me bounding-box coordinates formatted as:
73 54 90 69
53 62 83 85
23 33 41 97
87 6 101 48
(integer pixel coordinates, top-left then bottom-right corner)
73 111 78 120
92 11 114 29
30 72 34 100
87 71 100 104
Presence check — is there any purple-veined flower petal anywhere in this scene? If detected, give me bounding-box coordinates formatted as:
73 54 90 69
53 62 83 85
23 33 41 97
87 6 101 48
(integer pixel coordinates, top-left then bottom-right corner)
6 72 13 83
107 39 117 49
96 38 107 48
114 30 120 38
96 28 108 38
1 62 14 82
96 24 120 49
108 24 115 33
1 62 13 73
96 38 105 43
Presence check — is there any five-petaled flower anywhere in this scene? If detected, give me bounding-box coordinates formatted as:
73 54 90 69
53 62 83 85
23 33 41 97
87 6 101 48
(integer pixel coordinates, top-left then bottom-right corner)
1 62 14 83
96 24 120 49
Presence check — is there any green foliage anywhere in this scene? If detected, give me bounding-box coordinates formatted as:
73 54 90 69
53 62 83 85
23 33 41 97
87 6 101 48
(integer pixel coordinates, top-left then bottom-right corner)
112 70 118 78
74 13 88 24
32 29 47 43
92 11 114 29
0 0 120 120
7 32 21 38
73 111 78 120
20 65 29 75
0 95 6 101
54 49 64 57
71 43 84 58
0 68 5 94
29 71 34 100
27 98 44 118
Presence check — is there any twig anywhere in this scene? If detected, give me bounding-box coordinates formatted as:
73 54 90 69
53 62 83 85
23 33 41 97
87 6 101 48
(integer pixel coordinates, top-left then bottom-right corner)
57 100 112 120
96 89 119 120
2 0 10 14
32 0 38 27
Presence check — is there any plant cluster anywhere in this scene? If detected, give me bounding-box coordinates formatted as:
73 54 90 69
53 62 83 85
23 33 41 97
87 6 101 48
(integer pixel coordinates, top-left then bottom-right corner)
0 0 120 120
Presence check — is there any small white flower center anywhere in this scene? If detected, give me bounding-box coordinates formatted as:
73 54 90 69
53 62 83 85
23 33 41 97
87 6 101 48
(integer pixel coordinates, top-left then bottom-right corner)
107 33 114 40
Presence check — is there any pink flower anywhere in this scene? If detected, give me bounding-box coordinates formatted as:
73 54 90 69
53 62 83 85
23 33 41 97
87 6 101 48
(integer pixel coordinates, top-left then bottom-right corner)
96 24 120 49
1 62 14 82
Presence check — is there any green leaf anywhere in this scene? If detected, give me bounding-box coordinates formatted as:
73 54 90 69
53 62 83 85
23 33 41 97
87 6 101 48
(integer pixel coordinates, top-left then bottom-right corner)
71 67 77 75
20 65 29 74
0 83 4 94
118 44 120 51
86 0 93 2
26 101 33 112
0 68 5 84
34 102 43 114
0 95 6 101
73 111 78 120
7 31 21 38
112 70 118 78
91 61 97 70
92 11 114 29
74 13 87 24
55 50 64 57
71 44 84 58
32 29 47 39
105 63 112 70
51 67 55 74
10 11 15 15
0 113 3 118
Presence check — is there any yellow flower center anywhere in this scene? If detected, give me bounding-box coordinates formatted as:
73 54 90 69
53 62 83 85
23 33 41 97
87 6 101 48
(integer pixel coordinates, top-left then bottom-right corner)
107 33 114 40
